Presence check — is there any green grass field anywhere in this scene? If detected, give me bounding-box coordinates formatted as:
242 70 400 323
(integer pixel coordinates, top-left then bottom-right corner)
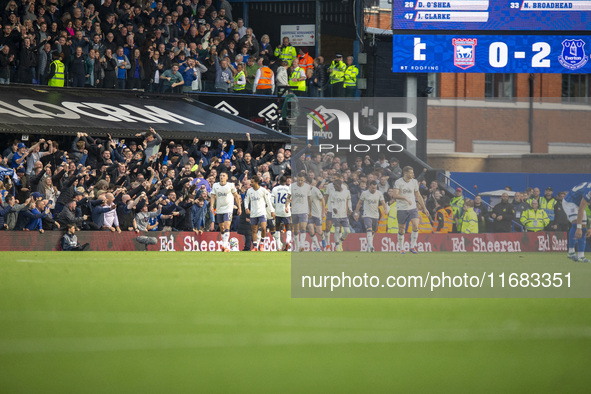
1 252 591 393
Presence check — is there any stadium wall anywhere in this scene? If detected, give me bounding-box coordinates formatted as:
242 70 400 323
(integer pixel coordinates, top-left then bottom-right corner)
428 154 591 174
328 232 569 253
427 101 591 154
445 172 589 194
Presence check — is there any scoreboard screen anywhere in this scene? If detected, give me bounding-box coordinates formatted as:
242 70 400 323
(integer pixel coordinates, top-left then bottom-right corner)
392 0 591 30
392 35 590 73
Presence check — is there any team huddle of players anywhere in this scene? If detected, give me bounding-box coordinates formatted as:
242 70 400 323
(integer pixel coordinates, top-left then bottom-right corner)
209 165 430 252
209 166 591 259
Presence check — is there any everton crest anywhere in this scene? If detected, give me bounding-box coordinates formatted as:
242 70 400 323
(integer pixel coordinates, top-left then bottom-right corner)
453 38 477 70
559 39 588 71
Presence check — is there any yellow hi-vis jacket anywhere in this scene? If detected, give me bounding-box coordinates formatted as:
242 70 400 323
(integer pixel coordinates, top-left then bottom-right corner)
520 208 550 232
343 65 359 87
329 60 346 84
386 201 398 233
289 67 306 91
407 211 433 233
539 197 556 221
460 208 479 234
48 60 65 87
274 45 297 63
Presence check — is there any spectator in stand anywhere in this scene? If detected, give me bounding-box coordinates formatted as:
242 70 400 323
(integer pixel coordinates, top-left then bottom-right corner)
0 44 15 84
12 139 45 170
259 34 272 61
491 192 515 233
297 47 313 73
236 18 247 38
275 60 289 91
17 199 49 233
135 127 162 163
512 192 531 224
313 56 328 97
180 57 207 91
253 57 274 95
549 191 570 232
145 49 164 92
70 47 89 88
433 196 453 233
160 62 184 93
384 158 403 181
239 28 259 58
526 187 540 207
305 68 318 97
288 58 306 96
127 48 144 89
244 55 259 93
100 48 117 88
214 52 233 92
86 49 101 87
449 188 464 229
274 37 296 64
18 36 38 84
231 61 246 93
425 189 442 218
57 199 88 229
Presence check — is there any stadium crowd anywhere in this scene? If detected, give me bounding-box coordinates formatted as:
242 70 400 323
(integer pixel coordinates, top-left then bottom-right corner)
0 0 358 96
0 131 576 250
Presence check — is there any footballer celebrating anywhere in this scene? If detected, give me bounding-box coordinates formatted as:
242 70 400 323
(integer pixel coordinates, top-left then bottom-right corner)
328 178 352 252
392 166 428 254
307 176 325 252
245 175 275 251
563 181 591 262
288 172 312 252
272 176 292 251
355 180 388 252
210 172 241 252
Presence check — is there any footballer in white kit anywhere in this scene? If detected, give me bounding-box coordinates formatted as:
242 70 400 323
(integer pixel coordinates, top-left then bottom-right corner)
210 172 241 252
288 172 312 252
271 176 292 250
328 179 352 251
323 175 347 250
244 175 275 251
355 180 388 252
392 166 428 254
307 177 325 251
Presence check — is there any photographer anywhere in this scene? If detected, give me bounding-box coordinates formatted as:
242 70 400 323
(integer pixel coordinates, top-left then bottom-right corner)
61 224 90 251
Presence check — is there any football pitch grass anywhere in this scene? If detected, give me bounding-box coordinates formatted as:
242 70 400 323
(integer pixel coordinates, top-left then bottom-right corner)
1 251 590 393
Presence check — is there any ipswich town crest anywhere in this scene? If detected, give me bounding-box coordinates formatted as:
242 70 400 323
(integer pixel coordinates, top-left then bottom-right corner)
558 39 588 71
453 38 477 70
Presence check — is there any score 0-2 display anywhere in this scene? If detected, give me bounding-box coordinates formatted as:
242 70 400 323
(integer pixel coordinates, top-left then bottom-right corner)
392 0 591 30
392 35 590 73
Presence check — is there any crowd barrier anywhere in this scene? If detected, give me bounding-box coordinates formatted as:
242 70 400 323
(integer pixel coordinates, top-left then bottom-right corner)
0 231 245 252
328 231 568 253
0 231 569 253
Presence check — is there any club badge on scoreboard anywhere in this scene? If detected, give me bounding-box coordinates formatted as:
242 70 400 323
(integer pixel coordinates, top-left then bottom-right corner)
558 39 588 71
452 38 477 70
